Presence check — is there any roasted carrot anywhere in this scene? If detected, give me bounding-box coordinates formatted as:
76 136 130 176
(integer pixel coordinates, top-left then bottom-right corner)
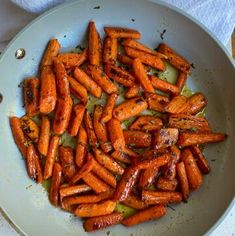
103 37 118 64
49 163 62 206
156 177 178 192
158 43 190 73
104 64 135 87
176 72 187 93
138 166 159 189
123 194 148 210
53 96 73 135
108 118 125 150
117 53 133 66
125 83 140 98
75 126 87 167
34 151 43 184
122 205 166 226
23 77 39 116
44 135 60 180
178 132 227 147
181 148 202 190
145 92 169 112
39 66 57 114
88 21 102 66
104 27 141 39
101 93 118 123
176 161 189 200
84 212 124 232
38 115 50 156
9 116 27 157
111 150 131 164
40 39 61 70
68 104 85 137
124 130 151 148
113 97 147 121
59 184 92 199
63 195 103 207
164 95 188 114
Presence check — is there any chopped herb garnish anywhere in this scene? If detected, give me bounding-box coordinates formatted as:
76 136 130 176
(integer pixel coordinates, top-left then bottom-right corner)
93 6 100 9
160 29 166 40
190 63 195 69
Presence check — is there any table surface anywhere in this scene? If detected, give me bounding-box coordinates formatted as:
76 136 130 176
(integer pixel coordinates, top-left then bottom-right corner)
0 1 234 235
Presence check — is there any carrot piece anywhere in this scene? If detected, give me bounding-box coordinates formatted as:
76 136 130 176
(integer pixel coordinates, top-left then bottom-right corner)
59 184 92 199
153 128 179 149
104 64 135 87
34 152 43 184
53 96 73 135
181 148 202 190
113 97 147 121
176 161 189 200
123 194 148 210
123 130 151 148
190 146 210 174
88 21 102 66
158 43 191 73
104 27 141 39
39 66 57 114
122 205 166 227
125 83 140 98
84 212 124 232
85 65 118 94
40 39 61 70
20 115 40 143
38 115 50 156
9 116 27 157
53 58 71 98
177 132 227 147
68 104 85 137
82 172 110 193
75 126 87 167
149 75 179 96
156 177 178 192
145 92 169 112
92 158 117 188
113 167 139 202
44 135 60 180
57 49 88 69
142 190 182 205
101 93 118 123
117 53 133 65
138 166 159 189
70 153 94 184
74 67 102 98
164 95 188 114
63 195 103 206
59 146 76 182
108 118 125 151
168 114 211 133
176 72 187 93
94 149 124 175
132 58 155 92
68 75 88 104
103 37 118 64
49 163 62 206
111 150 131 164
93 105 112 153
23 77 40 116
75 200 116 217
129 115 163 131
126 47 165 71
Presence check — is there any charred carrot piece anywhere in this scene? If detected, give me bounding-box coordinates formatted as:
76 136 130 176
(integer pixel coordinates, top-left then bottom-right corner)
158 43 190 73
104 64 135 87
113 97 147 121
178 132 227 147
23 77 40 116
181 148 202 190
44 135 60 180
53 96 73 135
126 47 165 71
145 92 169 112
75 200 116 217
122 205 166 227
10 116 28 157
108 118 125 151
74 67 102 98
142 190 182 205
39 66 57 114
104 27 141 39
176 72 187 93
125 83 140 98
40 39 61 70
103 37 118 64
88 21 102 66
68 75 88 104
93 105 112 153
156 177 178 192
111 150 131 164
117 53 133 66
164 95 188 114
59 184 92 199
138 166 159 189
63 195 103 206
101 93 118 123
75 126 87 167
132 58 155 93
176 161 189 200
124 130 151 148
38 115 50 156
49 163 62 206
123 194 148 210
68 104 85 137
84 212 124 232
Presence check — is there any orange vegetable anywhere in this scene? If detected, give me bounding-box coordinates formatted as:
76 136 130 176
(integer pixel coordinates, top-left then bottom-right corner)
63 195 103 207
156 177 178 192
138 166 159 189
101 93 118 123
38 115 50 156
75 126 87 167
145 92 169 112
123 194 148 210
103 37 118 64
125 83 140 98
176 72 187 93
124 130 151 148
111 150 131 164
104 27 141 39
164 95 188 114
176 161 189 200
117 53 133 65
59 184 92 199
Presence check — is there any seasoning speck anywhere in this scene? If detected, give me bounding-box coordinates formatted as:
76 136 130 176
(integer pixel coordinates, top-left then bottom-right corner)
106 231 110 235
93 6 100 9
63 35 67 38
15 48 26 59
75 44 85 51
210 159 216 162
18 82 24 88
167 205 176 211
26 184 32 190
190 63 195 69
0 93 3 104
160 29 166 40
131 18 135 22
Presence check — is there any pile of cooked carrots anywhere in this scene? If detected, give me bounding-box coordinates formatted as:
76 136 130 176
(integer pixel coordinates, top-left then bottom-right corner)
10 21 227 232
